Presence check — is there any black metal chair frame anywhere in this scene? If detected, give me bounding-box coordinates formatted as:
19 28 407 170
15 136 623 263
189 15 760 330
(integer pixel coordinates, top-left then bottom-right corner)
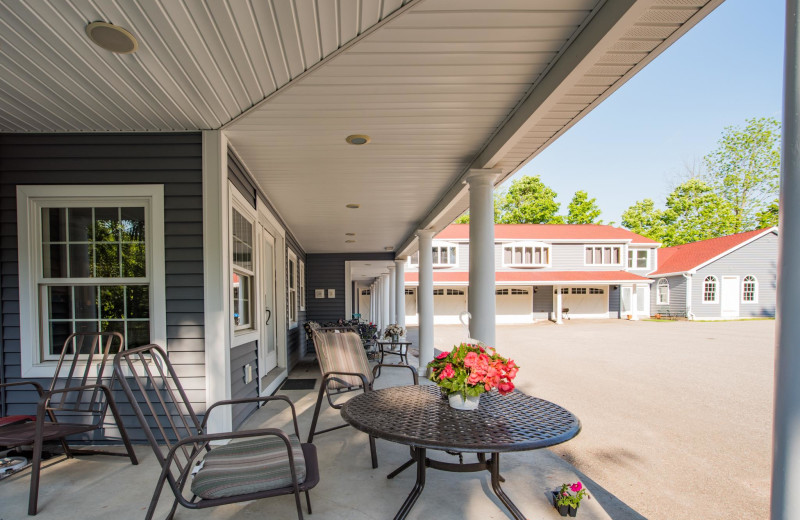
114 344 319 520
0 332 138 515
306 327 418 468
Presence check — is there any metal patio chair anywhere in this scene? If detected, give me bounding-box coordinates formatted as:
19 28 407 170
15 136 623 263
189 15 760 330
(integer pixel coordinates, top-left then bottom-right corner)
0 331 138 515
114 344 319 520
307 327 418 468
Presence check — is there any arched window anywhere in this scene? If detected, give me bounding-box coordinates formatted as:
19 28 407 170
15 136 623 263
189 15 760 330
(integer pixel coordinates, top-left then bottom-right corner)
703 276 718 303
657 278 670 305
742 275 758 302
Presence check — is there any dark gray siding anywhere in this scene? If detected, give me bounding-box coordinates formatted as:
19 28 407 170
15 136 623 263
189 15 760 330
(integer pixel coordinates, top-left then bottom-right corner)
532 286 552 319
230 340 258 429
306 253 395 323
650 275 687 317
0 133 204 442
608 285 621 318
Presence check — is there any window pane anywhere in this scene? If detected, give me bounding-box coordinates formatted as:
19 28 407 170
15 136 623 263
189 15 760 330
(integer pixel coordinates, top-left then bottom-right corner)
120 207 145 241
440 247 448 264
514 248 522 264
504 247 512 264
68 208 93 241
48 286 72 320
94 207 119 242
127 321 150 349
449 247 457 263
95 243 121 277
524 247 532 264
613 248 620 264
637 250 647 268
603 248 611 264
127 285 150 318
534 248 541 264
75 321 99 334
586 248 593 264
240 276 251 326
42 208 67 242
74 286 98 320
101 320 125 337
49 321 73 356
44 244 67 278
121 243 146 277
411 252 419 264
69 244 92 277
100 285 124 319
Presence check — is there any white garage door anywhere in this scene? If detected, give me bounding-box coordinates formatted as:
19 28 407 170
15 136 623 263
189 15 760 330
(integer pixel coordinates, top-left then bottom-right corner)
495 286 533 323
358 289 371 322
560 286 609 318
405 288 417 324
434 287 467 324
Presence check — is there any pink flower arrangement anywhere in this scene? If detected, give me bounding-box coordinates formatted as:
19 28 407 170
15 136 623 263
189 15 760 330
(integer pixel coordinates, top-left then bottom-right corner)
427 343 519 398
554 481 590 511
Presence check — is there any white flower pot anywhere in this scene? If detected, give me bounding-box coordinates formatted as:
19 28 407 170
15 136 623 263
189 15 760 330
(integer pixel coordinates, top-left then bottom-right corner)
448 393 481 410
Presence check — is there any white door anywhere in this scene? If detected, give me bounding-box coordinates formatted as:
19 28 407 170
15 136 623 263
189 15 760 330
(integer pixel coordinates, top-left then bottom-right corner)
259 227 278 387
721 276 740 318
621 287 632 315
359 289 372 322
636 286 649 317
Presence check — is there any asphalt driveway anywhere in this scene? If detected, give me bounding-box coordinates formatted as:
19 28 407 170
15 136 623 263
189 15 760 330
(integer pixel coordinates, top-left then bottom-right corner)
433 320 774 520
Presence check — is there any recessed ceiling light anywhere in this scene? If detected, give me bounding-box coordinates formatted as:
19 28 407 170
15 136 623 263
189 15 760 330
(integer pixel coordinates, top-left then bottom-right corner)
346 240 356 243
346 134 371 145
384 246 394 251
345 232 356 236
365 263 372 266
86 22 138 54
345 203 360 209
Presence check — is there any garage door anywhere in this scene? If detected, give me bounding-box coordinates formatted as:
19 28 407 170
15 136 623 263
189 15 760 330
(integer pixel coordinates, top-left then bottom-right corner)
495 286 532 324
405 288 417 323
561 286 608 318
358 289 371 322
434 287 467 324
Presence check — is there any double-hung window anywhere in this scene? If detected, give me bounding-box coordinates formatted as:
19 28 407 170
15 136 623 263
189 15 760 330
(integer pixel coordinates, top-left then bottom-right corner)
17 185 166 376
742 275 757 302
288 249 298 328
502 242 550 267
657 278 670 305
703 276 718 303
298 260 306 311
627 249 649 269
231 208 254 332
432 243 457 267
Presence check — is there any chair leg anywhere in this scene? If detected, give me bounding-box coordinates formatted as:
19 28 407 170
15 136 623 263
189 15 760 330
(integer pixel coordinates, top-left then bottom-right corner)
165 497 180 520
28 433 44 515
306 383 327 443
59 439 74 458
369 435 378 469
144 469 170 520
305 490 312 514
293 487 304 520
108 397 139 465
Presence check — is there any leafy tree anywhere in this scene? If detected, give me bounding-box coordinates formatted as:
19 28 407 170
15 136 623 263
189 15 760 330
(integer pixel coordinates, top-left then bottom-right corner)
453 192 503 223
566 190 602 224
496 175 563 224
621 199 667 243
756 199 779 228
702 117 781 232
660 179 736 245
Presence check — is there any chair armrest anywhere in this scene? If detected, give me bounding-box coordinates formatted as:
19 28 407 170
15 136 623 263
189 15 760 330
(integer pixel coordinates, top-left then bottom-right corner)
34 383 113 427
1 380 45 397
372 364 419 386
321 370 370 389
202 395 300 437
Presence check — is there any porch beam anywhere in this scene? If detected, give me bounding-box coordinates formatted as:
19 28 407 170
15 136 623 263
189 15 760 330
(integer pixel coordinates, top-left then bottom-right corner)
773 1 800 517
395 259 406 328
467 170 499 346
417 229 435 372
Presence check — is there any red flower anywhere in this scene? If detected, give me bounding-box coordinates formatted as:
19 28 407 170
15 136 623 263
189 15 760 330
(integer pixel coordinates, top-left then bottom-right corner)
436 351 449 360
439 363 455 381
463 351 479 368
498 381 514 395
570 482 583 493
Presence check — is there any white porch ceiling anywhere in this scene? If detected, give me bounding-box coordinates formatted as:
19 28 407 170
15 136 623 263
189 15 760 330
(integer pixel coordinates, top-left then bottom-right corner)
0 0 723 256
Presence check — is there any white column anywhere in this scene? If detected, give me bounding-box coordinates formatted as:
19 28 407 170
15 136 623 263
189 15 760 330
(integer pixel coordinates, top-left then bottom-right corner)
381 273 391 330
773 2 800 516
388 265 396 325
555 286 563 325
374 280 381 329
466 169 500 346
395 259 406 329
630 284 639 321
417 229 436 371
370 283 376 324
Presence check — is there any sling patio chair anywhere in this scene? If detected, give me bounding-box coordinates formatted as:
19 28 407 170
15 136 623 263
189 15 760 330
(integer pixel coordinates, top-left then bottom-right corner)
0 331 138 515
307 327 418 468
114 344 319 520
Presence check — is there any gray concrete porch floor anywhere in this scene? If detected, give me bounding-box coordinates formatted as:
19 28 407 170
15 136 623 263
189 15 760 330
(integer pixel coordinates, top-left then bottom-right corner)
0 342 620 520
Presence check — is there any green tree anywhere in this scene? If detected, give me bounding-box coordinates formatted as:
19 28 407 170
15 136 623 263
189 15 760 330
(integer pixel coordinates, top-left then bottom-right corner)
702 117 781 232
566 190 602 224
756 199 779 228
621 199 667 243
496 175 563 224
660 179 736 245
453 192 504 223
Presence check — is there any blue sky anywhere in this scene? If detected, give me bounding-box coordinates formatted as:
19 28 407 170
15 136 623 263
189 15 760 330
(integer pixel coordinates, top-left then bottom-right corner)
510 0 785 225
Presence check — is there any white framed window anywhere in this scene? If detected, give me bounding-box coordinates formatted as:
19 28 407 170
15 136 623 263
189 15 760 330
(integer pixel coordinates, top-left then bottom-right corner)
742 275 758 302
298 259 306 311
495 288 509 295
404 289 414 295
362 289 371 296
502 242 550 267
433 289 444 295
231 208 254 333
585 245 622 265
657 278 670 305
446 288 464 295
288 249 298 328
571 287 587 295
432 242 458 267
408 251 419 267
16 185 166 377
589 288 604 295
703 276 718 303
628 249 649 269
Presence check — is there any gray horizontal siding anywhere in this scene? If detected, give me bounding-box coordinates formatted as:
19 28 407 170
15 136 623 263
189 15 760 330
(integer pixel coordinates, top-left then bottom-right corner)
650 275 687 317
231 340 258 430
0 133 204 443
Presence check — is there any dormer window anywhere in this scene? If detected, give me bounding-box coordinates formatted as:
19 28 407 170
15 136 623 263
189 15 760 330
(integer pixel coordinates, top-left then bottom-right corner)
502 242 550 267
407 242 458 267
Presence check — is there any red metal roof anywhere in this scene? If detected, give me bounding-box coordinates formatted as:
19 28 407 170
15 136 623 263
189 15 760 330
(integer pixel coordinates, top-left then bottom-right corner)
435 223 658 244
651 228 775 275
405 270 651 284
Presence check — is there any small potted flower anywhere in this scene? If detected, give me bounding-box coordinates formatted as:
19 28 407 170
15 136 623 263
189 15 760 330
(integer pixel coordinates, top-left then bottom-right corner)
427 343 518 410
552 481 590 517
384 324 405 343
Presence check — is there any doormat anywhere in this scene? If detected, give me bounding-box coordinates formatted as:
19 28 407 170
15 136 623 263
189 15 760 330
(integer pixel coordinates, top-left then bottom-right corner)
280 378 316 390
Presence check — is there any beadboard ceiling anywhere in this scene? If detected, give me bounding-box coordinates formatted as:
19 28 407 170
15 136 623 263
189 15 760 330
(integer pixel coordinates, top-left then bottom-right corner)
0 0 723 255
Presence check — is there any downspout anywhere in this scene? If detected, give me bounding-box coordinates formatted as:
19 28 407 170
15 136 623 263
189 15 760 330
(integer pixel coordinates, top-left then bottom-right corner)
683 273 694 320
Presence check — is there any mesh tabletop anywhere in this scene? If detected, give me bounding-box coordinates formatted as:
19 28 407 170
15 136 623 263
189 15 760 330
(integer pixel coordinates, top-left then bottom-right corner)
341 385 580 453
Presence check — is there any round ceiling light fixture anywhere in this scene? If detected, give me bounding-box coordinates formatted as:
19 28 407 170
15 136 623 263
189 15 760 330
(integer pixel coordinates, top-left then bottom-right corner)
346 239 356 243
345 232 356 236
345 203 360 209
345 134 371 145
384 246 394 251
86 21 139 54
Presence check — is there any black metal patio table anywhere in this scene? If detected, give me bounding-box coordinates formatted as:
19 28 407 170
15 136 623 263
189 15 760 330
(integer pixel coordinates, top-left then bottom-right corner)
374 339 412 376
340 384 581 520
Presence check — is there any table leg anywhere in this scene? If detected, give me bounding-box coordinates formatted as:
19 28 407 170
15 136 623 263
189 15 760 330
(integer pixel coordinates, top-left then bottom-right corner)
394 447 426 520
489 453 526 520
377 346 385 377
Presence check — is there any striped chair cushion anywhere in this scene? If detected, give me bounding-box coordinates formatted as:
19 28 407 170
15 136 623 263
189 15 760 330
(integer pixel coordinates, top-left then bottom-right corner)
312 331 373 390
191 434 306 500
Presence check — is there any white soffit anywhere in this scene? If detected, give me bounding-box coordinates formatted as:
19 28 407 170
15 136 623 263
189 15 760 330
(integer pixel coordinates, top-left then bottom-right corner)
0 0 413 131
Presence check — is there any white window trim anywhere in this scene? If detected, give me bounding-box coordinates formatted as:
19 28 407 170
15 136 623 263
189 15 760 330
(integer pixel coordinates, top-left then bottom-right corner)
657 278 670 305
229 188 259 347
741 275 759 303
298 259 306 311
16 185 166 378
287 248 298 329
431 241 458 268
628 248 650 270
583 245 623 266
702 275 719 304
502 241 552 268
